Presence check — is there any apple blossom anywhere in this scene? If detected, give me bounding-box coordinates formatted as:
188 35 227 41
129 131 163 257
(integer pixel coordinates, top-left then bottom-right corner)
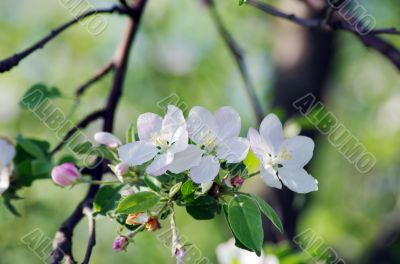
216 238 265 264
94 132 122 148
51 163 81 186
169 106 249 184
118 105 194 176
112 235 129 252
125 212 149 225
248 114 318 193
0 139 16 195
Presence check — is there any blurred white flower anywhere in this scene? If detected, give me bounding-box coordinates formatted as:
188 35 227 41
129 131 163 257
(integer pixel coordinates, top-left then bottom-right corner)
0 139 16 195
216 238 265 264
248 114 317 193
118 105 195 176
94 132 122 148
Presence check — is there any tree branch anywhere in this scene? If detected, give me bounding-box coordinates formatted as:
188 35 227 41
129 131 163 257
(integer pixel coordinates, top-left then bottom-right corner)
75 62 114 98
0 5 128 73
82 207 96 264
205 0 264 123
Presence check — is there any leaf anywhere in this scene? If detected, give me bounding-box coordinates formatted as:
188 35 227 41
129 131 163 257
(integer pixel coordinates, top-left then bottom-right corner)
181 180 194 198
126 123 135 143
94 185 123 216
250 194 284 233
144 174 162 192
185 195 220 220
239 0 247 6
169 182 182 198
116 191 160 214
228 194 263 256
73 142 93 154
20 84 62 109
223 205 253 252
31 160 53 176
16 136 47 160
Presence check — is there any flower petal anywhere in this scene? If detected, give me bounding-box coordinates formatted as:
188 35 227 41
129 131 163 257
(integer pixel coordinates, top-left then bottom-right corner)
260 165 282 189
189 155 220 184
0 165 12 195
0 139 15 167
146 152 174 176
162 105 186 142
216 137 249 163
94 132 122 148
137 113 163 141
260 114 284 156
169 127 188 153
278 165 318 193
118 141 157 166
167 145 203 174
247 128 269 161
214 106 241 141
279 136 314 167
187 106 219 145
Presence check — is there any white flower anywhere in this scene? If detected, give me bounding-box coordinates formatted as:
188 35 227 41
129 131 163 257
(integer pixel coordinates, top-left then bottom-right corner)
216 238 265 264
118 105 191 176
171 106 249 184
0 139 16 195
248 114 318 193
94 132 122 148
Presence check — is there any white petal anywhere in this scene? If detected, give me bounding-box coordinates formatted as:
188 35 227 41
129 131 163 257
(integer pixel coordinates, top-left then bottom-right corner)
162 105 186 142
94 132 122 148
118 141 157 166
189 155 220 184
260 165 282 189
260 114 284 156
167 145 203 173
187 106 219 145
169 127 188 153
0 139 16 167
279 136 314 167
278 165 318 193
216 137 249 163
0 166 11 195
146 152 174 176
247 128 269 160
137 113 163 141
215 106 241 141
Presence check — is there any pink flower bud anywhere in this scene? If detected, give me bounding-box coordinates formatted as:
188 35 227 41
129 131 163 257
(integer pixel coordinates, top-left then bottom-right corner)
94 132 122 148
115 162 129 176
51 163 80 186
120 188 134 197
112 235 129 252
230 175 244 188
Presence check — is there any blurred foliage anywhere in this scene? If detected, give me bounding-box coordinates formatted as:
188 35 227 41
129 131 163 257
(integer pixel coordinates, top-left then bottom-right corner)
1 0 400 263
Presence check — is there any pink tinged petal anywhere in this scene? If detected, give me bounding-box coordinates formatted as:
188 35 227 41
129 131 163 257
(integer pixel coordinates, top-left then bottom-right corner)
169 127 188 153
0 139 16 166
278 165 318 193
187 106 219 145
216 137 250 163
279 136 314 167
162 105 186 141
146 152 174 176
137 113 163 141
94 132 122 148
51 163 80 186
167 145 203 174
214 106 241 141
189 155 220 184
260 114 284 156
260 165 282 189
118 141 157 166
247 128 269 161
0 166 11 195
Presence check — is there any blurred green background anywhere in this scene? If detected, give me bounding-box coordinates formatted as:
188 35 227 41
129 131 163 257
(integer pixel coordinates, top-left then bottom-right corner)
1 0 400 263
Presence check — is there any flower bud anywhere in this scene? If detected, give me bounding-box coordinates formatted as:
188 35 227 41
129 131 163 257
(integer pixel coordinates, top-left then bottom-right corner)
126 213 149 226
51 163 80 186
120 188 134 197
145 217 160 231
112 235 129 252
94 132 122 148
115 162 129 177
230 175 244 188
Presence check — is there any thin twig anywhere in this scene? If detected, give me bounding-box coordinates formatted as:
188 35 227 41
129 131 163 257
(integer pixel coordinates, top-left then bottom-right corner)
0 5 127 73
206 0 264 123
75 62 114 97
82 207 96 264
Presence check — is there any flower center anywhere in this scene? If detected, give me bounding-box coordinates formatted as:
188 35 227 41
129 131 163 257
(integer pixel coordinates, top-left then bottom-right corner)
199 131 217 153
150 132 170 152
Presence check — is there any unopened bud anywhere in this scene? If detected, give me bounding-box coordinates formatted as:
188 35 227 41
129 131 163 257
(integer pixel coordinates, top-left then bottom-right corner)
94 132 122 148
115 162 129 176
230 175 244 188
51 163 80 186
112 235 129 252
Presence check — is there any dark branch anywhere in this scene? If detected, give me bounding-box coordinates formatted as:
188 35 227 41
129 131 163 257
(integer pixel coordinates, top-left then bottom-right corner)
0 5 128 73
82 207 96 264
75 62 114 98
206 0 264 123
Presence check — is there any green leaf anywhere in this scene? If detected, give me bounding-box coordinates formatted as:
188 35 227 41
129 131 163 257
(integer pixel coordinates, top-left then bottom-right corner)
181 180 194 198
169 182 182 198
126 123 135 143
228 194 263 256
94 185 122 216
20 84 62 109
16 136 47 160
239 0 247 6
185 195 220 220
144 174 162 192
116 191 160 214
250 194 284 233
223 205 253 252
31 160 53 176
